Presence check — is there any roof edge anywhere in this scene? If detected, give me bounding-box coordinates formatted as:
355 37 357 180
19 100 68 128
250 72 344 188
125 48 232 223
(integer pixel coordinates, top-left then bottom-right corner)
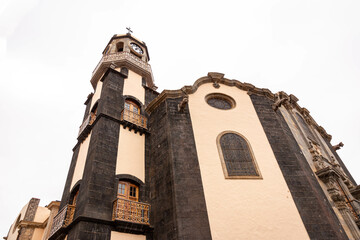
145 72 332 141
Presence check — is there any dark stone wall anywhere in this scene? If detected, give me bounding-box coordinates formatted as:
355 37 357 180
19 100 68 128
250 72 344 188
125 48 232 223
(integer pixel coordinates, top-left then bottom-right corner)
250 94 348 240
147 98 212 240
75 116 120 221
59 146 80 209
166 98 212 240
67 221 111 240
147 100 177 240
67 69 125 239
98 69 127 121
144 87 159 106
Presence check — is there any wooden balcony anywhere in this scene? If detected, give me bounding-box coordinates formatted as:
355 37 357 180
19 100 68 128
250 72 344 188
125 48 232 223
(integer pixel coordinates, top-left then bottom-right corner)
49 204 75 238
121 109 147 130
112 198 150 225
78 113 96 141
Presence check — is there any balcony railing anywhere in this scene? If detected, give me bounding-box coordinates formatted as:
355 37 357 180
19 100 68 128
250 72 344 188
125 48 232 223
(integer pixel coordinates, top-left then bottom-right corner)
92 52 152 76
48 204 75 238
121 109 147 129
78 113 96 137
112 198 150 225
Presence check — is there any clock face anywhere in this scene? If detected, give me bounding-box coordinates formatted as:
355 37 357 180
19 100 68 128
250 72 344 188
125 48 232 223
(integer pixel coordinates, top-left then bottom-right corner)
130 43 143 54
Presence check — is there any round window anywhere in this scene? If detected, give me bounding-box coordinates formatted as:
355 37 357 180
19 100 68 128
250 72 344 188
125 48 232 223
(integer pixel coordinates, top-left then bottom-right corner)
205 93 236 110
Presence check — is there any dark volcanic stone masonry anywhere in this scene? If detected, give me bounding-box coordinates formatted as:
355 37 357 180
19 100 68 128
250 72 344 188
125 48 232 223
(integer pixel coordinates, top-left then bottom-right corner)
147 97 212 240
250 94 349 240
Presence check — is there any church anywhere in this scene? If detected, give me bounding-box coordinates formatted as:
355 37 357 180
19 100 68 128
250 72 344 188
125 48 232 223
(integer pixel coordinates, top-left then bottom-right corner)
5 33 360 240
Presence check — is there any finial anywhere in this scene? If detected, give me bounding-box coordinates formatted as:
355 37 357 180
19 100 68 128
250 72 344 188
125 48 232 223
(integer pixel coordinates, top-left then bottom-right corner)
126 27 133 35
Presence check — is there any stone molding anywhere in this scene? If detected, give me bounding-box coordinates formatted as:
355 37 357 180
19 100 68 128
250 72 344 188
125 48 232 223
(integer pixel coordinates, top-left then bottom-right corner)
146 72 332 141
309 140 353 187
316 166 360 238
18 220 45 228
91 51 155 90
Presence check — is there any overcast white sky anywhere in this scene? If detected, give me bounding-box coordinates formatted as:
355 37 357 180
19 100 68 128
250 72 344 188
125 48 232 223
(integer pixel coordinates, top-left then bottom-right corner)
0 0 359 235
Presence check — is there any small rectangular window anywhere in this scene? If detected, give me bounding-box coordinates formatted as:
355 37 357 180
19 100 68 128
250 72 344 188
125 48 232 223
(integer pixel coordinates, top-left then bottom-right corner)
118 183 126 196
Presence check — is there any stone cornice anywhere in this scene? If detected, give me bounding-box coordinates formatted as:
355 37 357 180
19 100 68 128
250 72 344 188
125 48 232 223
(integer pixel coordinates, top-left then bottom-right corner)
46 201 60 210
18 220 46 228
146 72 332 141
90 52 154 90
275 91 332 141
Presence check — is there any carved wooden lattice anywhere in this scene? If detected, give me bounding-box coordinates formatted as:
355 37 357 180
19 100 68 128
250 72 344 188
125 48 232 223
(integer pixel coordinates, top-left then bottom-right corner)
112 198 150 225
121 109 147 129
220 133 259 176
48 204 75 238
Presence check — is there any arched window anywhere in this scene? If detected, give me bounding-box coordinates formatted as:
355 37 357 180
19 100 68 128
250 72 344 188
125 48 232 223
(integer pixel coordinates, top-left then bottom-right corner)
124 100 140 114
70 188 79 206
89 102 98 125
117 42 124 52
217 132 261 179
118 181 139 202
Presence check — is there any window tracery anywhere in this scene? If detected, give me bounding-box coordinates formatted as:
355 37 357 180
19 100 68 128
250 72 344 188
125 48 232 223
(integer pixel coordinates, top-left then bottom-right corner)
217 132 261 179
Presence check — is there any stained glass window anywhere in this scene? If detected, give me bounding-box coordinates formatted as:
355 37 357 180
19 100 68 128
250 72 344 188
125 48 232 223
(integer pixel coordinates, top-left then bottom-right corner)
219 133 260 177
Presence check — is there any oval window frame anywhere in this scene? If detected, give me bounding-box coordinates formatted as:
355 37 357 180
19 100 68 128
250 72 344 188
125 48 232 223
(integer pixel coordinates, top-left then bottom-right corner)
205 93 236 110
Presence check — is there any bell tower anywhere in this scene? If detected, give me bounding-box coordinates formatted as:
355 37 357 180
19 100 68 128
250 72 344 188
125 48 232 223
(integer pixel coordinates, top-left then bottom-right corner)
48 33 158 240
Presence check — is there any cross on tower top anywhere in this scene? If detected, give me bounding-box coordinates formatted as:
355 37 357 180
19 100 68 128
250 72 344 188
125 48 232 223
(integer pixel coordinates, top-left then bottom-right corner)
126 27 133 34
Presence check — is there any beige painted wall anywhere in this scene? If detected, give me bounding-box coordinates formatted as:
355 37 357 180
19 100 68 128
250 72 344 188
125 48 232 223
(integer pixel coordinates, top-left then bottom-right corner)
90 80 103 110
33 206 50 223
188 83 309 240
121 69 144 104
111 231 146 240
116 127 145 182
70 132 92 189
32 228 44 240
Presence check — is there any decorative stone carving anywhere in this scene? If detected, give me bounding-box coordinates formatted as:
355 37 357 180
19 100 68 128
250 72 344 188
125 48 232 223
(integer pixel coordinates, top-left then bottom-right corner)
91 51 155 90
178 96 188 112
95 52 152 74
109 63 117 69
208 72 225 80
272 92 299 111
351 185 360 201
300 108 313 126
316 166 360 237
208 72 224 88
272 93 289 111
213 82 220 88
308 141 327 171
332 142 344 151
316 167 344 204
